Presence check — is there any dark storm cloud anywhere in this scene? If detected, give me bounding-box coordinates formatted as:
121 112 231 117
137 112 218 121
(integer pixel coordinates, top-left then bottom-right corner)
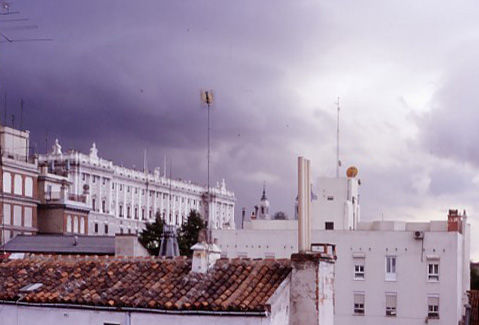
1 0 326 219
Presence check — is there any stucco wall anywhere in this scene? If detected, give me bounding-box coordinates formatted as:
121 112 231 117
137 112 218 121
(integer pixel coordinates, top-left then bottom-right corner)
0 304 273 325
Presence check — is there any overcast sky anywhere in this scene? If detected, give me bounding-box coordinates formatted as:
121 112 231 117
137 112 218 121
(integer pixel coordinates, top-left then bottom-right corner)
2 0 479 258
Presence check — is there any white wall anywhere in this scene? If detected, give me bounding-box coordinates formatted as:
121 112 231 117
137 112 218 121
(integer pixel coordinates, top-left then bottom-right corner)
213 226 468 325
0 305 277 325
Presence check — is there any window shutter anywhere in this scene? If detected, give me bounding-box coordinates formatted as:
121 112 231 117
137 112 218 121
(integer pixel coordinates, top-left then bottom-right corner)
354 293 365 304
386 294 397 308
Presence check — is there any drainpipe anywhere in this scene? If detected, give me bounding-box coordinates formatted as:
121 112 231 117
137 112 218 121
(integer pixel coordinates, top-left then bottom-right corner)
126 311 131 325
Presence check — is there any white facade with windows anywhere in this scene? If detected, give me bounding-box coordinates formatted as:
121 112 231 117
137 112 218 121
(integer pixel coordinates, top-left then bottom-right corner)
214 217 470 324
213 171 469 324
38 141 235 236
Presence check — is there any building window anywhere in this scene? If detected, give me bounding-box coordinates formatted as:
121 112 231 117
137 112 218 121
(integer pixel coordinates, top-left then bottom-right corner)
127 207 131 218
104 224 108 234
94 223 98 233
386 293 397 316
149 210 152 219
120 184 123 191
102 200 106 213
135 188 138 194
13 205 21 226
2 172 11 193
92 198 96 211
67 215 72 233
127 186 130 193
14 174 22 195
427 296 439 319
385 256 397 281
25 177 33 197
142 208 145 220
3 204 11 225
112 182 115 190
92 176 96 183
135 208 138 219
354 293 365 315
24 207 32 228
327 195 334 201
325 222 334 230
102 178 106 185
428 262 439 281
82 173 86 181
80 218 85 234
119 205 123 217
354 258 365 280
73 216 78 233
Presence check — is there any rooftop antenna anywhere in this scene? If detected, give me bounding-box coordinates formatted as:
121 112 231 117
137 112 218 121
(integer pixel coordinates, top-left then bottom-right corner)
201 89 214 229
19 98 23 129
143 148 147 173
336 97 341 178
44 130 48 153
0 1 52 43
3 92 6 125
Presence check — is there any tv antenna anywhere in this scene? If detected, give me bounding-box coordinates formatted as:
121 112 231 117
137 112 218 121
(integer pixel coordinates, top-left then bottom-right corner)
201 89 214 231
336 97 341 178
0 1 52 43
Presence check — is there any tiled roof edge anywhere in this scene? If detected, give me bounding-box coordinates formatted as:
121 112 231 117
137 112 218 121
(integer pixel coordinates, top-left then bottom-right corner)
0 300 268 317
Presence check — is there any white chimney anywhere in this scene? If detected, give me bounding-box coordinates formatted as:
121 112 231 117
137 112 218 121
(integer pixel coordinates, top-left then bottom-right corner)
191 231 221 273
297 156 311 252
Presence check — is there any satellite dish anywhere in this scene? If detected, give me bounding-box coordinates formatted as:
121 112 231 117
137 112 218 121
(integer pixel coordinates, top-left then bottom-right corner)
346 166 358 178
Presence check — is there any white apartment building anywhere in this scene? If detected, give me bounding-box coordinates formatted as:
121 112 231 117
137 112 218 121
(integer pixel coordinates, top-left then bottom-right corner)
213 167 470 325
37 140 235 235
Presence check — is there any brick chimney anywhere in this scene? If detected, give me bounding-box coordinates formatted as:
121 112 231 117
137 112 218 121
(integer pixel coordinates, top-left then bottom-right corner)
290 156 336 325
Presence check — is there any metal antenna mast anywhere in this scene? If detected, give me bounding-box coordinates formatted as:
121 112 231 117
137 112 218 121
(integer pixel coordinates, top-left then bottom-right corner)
336 97 341 178
201 90 214 230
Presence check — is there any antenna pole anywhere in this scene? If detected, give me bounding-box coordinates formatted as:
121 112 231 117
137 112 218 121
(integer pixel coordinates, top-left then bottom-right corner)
3 92 6 125
19 98 23 130
336 97 340 178
201 90 214 231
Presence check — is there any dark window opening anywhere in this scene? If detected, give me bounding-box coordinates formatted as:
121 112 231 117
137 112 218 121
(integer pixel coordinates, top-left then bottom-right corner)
325 222 334 230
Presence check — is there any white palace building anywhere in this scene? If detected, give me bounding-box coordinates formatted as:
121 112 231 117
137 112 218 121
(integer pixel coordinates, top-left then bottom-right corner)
37 140 236 235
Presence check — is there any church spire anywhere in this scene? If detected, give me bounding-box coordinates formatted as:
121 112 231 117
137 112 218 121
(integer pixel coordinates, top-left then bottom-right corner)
261 182 267 201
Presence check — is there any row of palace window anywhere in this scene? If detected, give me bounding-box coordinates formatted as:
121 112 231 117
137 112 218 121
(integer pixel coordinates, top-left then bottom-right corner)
65 215 86 234
353 292 439 319
2 172 33 197
93 223 139 235
353 256 440 282
2 203 33 228
83 173 201 203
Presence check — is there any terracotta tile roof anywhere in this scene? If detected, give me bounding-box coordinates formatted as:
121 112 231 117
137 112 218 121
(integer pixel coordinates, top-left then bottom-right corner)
0 256 291 314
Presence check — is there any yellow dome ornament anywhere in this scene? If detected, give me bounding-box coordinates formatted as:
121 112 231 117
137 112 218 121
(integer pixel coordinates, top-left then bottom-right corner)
346 166 358 178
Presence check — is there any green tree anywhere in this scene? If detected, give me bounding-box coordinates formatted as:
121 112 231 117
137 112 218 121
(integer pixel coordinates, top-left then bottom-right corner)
138 213 164 256
472 264 479 290
178 210 206 257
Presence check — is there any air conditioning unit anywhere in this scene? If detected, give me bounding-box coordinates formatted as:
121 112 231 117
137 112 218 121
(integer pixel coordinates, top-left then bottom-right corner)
414 231 424 240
